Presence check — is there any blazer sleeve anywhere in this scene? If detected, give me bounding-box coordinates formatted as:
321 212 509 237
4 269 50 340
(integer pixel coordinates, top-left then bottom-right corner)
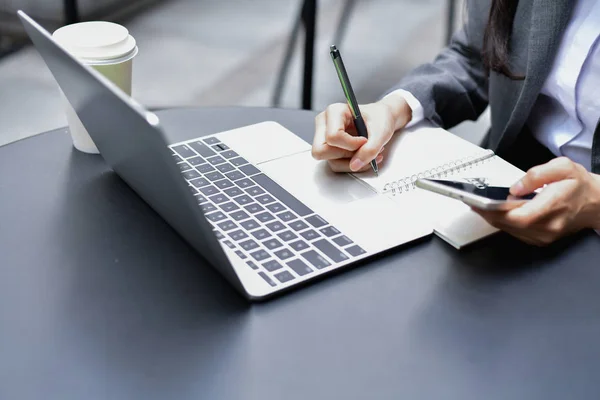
387 2 491 129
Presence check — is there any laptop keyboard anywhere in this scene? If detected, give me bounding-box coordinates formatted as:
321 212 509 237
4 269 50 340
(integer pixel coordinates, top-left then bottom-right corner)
170 137 366 287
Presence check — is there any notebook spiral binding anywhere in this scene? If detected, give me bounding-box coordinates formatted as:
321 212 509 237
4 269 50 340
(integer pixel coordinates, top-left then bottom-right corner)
382 150 496 195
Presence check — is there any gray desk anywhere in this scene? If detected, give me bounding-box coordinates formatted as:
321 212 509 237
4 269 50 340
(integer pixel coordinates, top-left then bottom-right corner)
1 107 600 400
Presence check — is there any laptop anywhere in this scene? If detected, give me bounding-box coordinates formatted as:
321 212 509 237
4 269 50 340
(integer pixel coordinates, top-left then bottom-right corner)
19 11 431 300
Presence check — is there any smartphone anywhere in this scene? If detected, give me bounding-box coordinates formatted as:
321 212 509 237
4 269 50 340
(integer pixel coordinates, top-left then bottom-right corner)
415 178 537 210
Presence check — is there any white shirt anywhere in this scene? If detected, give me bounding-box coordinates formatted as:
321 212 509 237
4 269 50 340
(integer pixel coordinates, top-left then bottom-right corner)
394 0 600 172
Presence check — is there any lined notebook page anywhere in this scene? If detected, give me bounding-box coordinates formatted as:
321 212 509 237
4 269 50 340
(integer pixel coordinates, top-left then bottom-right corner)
354 123 491 193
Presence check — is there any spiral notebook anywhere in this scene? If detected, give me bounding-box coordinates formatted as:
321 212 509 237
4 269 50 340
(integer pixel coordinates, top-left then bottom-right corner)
352 122 526 248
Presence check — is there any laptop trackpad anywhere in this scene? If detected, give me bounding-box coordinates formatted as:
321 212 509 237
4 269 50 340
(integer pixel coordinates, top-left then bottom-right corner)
258 151 377 208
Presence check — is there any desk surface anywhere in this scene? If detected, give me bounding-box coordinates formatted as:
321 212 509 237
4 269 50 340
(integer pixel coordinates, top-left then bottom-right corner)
1 107 600 400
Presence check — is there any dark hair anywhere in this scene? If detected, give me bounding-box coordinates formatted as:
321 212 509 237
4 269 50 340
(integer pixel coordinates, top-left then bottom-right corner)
482 0 524 79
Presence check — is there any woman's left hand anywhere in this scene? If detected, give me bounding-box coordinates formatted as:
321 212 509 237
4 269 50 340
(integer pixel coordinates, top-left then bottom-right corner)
472 157 600 246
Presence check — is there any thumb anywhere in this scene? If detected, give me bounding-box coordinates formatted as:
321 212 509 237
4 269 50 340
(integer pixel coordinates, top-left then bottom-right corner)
510 157 577 196
349 136 386 172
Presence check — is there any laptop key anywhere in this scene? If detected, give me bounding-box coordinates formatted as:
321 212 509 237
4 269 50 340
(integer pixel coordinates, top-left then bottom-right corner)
202 137 220 145
277 211 297 222
301 250 331 269
235 250 247 260
216 163 235 173
221 150 238 159
201 203 217 213
205 211 226 222
190 177 210 188
306 215 328 228
240 219 260 231
178 162 192 172
209 193 228 204
313 239 349 263
217 220 237 232
263 238 283 250
225 170 245 181
172 154 183 163
346 245 366 257
289 220 309 231
207 156 226 165
194 194 207 204
188 156 205 166
251 229 271 241
190 141 216 157
251 174 313 217
224 187 243 197
196 163 215 174
274 248 294 260
222 240 235 249
289 240 309 252
333 235 353 247
219 202 240 213
244 203 264 214
235 178 254 188
258 271 276 287
183 170 201 180
239 239 259 251
300 229 320 241
263 260 283 272
287 259 313 276
230 210 250 221
239 164 261 176
250 249 270 261
230 157 248 167
275 271 296 283
214 179 234 190
246 186 266 196
246 261 259 270
212 143 230 152
173 144 196 158
320 226 341 237
256 194 276 205
256 211 275 223
214 231 225 240
205 171 224 181
277 230 297 242
229 230 249 241
265 202 285 213
233 194 253 205
265 221 285 232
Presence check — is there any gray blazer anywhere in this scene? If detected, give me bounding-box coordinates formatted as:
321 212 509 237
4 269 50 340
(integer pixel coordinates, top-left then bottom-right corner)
393 0 599 173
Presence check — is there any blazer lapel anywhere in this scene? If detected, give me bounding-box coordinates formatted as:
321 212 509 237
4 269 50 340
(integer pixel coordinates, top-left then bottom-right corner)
495 0 575 155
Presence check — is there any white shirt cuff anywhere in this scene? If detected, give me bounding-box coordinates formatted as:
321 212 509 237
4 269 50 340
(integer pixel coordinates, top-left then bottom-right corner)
384 89 425 129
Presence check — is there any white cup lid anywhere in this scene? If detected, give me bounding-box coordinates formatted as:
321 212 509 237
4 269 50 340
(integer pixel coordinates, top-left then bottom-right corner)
53 21 137 62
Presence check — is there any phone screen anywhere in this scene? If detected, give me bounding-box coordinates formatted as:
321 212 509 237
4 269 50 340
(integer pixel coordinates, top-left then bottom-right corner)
428 179 537 201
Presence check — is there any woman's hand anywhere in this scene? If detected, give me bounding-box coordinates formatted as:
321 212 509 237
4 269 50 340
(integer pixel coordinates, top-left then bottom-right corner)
311 92 412 172
472 157 600 246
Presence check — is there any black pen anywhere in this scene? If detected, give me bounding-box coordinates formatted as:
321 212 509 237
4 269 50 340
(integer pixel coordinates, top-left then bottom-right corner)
329 44 378 176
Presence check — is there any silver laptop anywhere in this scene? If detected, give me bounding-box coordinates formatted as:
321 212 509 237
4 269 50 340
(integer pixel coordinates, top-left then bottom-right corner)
19 11 431 300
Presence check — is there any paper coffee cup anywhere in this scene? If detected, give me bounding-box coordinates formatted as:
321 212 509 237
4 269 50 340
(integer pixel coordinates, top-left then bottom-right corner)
53 21 138 154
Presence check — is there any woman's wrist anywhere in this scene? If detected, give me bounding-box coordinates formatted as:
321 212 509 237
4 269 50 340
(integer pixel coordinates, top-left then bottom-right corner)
379 92 412 131
591 173 600 230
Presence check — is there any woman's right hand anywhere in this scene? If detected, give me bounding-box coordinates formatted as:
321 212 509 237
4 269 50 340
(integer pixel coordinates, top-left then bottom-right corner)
311 92 413 173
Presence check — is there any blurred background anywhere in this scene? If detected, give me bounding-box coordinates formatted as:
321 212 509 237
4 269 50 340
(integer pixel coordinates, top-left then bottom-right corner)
0 0 489 146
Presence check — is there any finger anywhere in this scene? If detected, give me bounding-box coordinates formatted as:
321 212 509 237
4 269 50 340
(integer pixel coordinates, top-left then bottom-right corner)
324 107 367 151
328 154 384 173
312 112 357 160
504 181 571 227
349 133 390 172
511 157 580 196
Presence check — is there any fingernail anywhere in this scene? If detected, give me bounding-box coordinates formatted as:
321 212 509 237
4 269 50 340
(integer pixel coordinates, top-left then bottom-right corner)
378 147 385 155
350 159 365 171
511 181 525 195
